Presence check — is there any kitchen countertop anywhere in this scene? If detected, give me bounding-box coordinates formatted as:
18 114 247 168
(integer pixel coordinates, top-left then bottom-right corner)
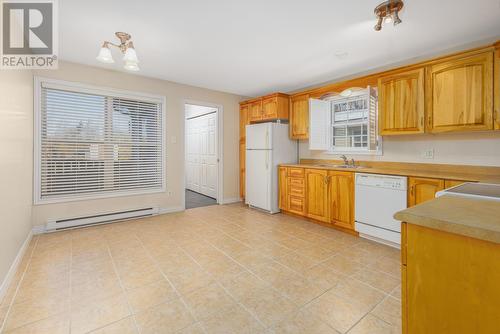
280 163 500 183
394 195 500 244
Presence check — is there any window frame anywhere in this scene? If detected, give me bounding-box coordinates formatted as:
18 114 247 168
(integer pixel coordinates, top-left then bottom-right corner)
324 88 383 155
34 77 167 205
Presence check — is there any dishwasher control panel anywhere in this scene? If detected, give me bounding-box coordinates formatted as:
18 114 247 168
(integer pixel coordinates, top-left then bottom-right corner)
355 173 407 191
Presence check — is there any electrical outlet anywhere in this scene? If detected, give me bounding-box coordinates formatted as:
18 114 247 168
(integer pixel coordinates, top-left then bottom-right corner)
421 149 434 159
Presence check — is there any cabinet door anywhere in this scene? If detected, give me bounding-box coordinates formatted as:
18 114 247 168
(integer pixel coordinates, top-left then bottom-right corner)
239 140 245 199
248 100 263 122
262 97 278 120
328 171 355 230
426 52 494 133
305 169 329 223
239 104 249 141
378 68 425 135
408 177 445 207
278 167 287 210
495 45 500 130
290 95 309 139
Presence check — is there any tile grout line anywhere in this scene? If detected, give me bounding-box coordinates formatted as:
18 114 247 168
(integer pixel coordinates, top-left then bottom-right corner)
0 236 40 334
345 292 395 333
132 231 207 334
103 230 142 334
175 243 270 332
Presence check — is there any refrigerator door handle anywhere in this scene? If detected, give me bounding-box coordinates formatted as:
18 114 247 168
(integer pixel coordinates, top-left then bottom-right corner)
265 130 269 150
265 152 269 170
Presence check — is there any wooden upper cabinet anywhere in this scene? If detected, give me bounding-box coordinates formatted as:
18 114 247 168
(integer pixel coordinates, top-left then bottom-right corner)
408 177 445 207
378 68 425 135
305 168 329 223
426 51 494 133
290 94 309 139
262 94 289 120
248 99 263 122
239 103 249 140
328 171 354 230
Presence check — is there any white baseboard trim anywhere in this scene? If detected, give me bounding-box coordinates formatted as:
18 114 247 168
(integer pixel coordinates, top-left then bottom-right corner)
220 197 242 205
158 206 185 215
32 225 46 235
0 230 33 304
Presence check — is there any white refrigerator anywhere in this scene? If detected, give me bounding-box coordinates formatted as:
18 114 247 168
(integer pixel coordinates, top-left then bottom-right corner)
246 123 297 213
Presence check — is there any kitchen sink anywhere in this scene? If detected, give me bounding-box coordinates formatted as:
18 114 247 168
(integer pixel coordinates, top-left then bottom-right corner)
315 164 365 169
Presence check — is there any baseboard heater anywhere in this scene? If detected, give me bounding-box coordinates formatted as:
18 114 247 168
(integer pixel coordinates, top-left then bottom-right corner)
45 207 159 231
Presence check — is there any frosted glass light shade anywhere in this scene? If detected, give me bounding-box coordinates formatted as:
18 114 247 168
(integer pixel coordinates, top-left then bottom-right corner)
124 61 140 72
96 46 114 63
123 47 139 63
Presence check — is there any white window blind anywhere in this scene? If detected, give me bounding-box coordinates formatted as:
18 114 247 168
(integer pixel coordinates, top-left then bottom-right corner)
37 81 165 203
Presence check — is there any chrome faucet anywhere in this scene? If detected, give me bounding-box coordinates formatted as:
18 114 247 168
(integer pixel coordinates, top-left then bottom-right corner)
350 158 356 167
340 155 348 166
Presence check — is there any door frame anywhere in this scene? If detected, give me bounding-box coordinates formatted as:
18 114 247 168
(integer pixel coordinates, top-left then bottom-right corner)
183 99 224 207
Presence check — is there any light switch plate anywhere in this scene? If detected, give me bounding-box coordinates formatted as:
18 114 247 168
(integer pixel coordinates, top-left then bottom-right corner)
171 136 177 144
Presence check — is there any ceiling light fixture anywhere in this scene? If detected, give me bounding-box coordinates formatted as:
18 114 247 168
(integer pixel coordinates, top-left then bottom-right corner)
374 0 403 31
97 32 140 71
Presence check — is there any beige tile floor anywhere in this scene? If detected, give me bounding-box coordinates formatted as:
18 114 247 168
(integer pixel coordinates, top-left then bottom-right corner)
0 203 401 334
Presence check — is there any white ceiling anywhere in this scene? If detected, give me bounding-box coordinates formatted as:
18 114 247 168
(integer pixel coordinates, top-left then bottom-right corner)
60 0 500 97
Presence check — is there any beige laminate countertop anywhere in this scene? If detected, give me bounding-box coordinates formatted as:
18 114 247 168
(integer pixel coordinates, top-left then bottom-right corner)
394 195 500 244
280 163 500 183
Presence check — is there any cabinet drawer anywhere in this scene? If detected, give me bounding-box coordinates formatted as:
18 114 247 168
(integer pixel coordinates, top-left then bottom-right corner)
288 178 305 197
288 196 305 215
288 168 304 178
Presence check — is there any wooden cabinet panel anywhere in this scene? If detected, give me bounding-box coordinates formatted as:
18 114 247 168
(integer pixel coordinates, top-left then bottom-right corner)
239 104 249 141
278 167 287 210
288 178 305 197
248 99 263 122
288 196 305 215
290 94 309 139
305 168 329 223
328 171 354 230
239 140 245 199
262 97 277 119
404 224 500 333
378 68 425 135
426 52 494 133
408 177 445 207
288 167 304 178
495 44 500 130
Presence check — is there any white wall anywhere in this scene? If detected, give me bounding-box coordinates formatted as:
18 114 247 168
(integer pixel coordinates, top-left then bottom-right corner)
300 131 500 166
0 71 34 293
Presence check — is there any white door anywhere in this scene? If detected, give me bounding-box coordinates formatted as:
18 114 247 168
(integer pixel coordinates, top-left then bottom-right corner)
245 149 271 211
186 112 217 198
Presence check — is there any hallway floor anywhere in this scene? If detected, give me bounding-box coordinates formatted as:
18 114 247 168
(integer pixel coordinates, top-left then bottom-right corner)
0 204 401 334
185 190 217 210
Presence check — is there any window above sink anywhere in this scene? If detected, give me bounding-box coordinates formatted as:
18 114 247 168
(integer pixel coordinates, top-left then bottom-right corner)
309 86 382 155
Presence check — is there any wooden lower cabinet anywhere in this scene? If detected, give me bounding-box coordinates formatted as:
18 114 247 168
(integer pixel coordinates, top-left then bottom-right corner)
328 171 355 230
279 167 355 231
408 177 445 207
402 222 500 333
278 167 288 210
305 169 330 223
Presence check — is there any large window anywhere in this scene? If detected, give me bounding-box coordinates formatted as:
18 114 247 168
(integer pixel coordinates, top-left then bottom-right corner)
309 87 381 154
35 78 165 204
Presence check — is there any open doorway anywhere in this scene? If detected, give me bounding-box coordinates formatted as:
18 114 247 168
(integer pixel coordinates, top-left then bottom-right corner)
184 102 221 209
